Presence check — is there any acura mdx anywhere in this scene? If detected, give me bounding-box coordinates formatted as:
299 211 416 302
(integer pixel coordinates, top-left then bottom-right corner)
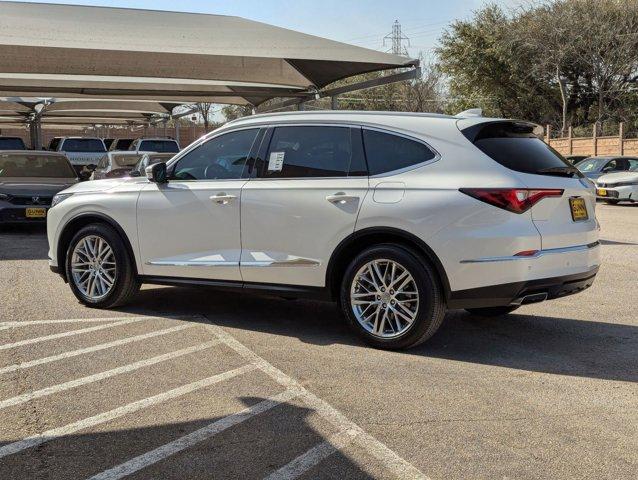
47 112 600 349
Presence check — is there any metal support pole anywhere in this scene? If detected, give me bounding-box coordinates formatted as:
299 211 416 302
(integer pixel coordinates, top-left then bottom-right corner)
175 122 180 145
331 95 339 110
36 119 43 150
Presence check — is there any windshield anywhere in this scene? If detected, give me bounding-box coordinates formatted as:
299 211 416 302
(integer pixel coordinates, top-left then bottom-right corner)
0 153 76 178
138 140 179 153
0 138 26 150
62 139 106 153
576 158 607 173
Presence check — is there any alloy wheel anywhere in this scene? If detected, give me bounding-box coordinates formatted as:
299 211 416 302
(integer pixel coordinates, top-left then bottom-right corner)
71 235 117 300
350 259 419 338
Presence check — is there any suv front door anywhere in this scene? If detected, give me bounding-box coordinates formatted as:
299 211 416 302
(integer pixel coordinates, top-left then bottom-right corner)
137 128 260 281
240 125 369 287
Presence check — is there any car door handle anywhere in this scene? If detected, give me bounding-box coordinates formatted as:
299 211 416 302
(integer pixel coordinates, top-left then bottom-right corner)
210 193 237 205
326 193 359 204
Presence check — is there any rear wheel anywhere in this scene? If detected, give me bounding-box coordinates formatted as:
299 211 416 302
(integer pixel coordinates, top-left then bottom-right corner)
465 305 520 317
65 223 140 308
339 244 446 349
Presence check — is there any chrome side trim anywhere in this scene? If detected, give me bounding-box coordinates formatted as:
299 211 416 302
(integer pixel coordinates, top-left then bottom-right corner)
460 241 600 264
146 260 238 267
241 258 321 267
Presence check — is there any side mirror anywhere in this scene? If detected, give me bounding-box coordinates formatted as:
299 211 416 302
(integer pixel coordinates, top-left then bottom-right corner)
146 162 168 183
79 170 92 181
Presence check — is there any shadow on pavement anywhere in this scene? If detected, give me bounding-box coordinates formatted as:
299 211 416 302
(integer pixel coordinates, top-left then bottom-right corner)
0 397 373 480
119 286 638 384
0 224 49 261
599 238 638 246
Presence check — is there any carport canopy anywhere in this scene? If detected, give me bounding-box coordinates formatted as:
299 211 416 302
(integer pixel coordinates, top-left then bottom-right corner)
0 1 418 105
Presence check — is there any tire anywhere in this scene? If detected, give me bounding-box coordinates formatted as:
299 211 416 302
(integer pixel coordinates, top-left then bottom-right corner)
339 244 446 349
465 305 520 317
604 200 619 205
65 223 140 308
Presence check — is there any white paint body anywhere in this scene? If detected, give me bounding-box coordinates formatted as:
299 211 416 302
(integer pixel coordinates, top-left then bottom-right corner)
47 111 600 298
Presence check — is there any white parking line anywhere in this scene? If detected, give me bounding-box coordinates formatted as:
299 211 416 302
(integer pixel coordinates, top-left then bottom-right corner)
88 389 302 480
206 324 430 480
0 363 257 459
0 340 220 410
0 319 144 351
263 428 358 480
0 316 158 331
0 324 192 375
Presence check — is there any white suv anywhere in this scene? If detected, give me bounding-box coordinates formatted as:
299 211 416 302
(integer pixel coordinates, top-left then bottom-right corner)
47 112 600 349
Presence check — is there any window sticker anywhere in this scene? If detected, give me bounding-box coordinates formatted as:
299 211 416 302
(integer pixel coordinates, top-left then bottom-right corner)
268 151 285 171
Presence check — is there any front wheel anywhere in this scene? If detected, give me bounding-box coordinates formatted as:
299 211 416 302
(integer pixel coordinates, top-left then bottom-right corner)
65 223 140 308
339 244 446 349
604 199 619 205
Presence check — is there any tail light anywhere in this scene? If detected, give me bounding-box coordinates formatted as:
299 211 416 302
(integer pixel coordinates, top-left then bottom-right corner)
460 188 563 214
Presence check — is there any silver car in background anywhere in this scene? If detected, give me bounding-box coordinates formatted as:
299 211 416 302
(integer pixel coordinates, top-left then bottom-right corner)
575 156 638 181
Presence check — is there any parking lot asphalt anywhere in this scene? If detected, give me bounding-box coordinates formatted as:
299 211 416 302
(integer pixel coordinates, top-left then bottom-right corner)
0 204 636 480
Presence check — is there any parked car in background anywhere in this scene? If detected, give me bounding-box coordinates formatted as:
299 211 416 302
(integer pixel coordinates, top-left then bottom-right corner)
575 156 638 181
48 137 62 152
129 138 180 153
90 152 144 180
129 152 175 177
109 138 134 151
47 112 600 349
0 136 27 150
103 138 115 150
564 155 588 164
595 165 638 204
49 137 107 174
0 151 78 223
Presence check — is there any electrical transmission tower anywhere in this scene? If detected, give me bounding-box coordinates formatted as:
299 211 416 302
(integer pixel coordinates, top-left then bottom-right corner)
383 20 410 56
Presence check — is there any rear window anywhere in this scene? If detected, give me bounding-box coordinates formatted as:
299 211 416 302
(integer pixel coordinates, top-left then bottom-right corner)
0 153 76 178
61 139 106 153
463 122 580 177
362 130 436 176
138 140 179 153
112 139 133 150
0 137 26 150
112 154 143 168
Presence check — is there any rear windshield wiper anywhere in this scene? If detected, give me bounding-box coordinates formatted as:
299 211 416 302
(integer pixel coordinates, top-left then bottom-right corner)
537 166 581 178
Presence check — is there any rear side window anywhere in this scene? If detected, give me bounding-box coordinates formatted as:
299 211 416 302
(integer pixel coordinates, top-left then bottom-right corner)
463 122 578 176
260 126 366 178
362 130 436 176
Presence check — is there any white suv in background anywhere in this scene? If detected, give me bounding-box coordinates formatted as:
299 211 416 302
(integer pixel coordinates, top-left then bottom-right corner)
46 112 600 349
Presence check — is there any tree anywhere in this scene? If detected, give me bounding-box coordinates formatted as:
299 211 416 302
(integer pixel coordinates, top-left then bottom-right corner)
436 0 638 134
221 104 253 122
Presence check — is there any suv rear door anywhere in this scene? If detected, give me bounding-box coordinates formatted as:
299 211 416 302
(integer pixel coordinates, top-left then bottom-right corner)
463 121 598 250
240 125 368 287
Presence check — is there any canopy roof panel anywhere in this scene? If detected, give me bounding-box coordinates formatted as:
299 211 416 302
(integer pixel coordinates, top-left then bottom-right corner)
0 2 417 104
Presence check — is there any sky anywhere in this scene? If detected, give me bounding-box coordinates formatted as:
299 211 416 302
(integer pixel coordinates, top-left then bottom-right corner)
13 0 523 59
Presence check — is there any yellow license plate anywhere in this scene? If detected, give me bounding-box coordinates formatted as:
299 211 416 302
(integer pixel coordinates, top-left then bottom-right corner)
569 197 588 222
597 188 607 196
25 207 47 218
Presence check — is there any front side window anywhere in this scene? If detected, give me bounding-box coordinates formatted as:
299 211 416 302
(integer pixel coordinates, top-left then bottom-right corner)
363 129 436 176
260 126 365 178
172 129 259 180
0 137 26 150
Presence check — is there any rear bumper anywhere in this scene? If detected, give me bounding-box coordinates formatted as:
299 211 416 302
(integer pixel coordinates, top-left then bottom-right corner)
447 266 598 309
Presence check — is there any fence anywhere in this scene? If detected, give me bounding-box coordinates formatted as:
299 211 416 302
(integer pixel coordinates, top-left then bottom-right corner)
546 123 638 157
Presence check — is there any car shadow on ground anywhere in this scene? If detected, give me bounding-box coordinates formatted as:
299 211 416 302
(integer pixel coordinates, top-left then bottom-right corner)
117 286 638 384
0 224 49 260
0 397 374 479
